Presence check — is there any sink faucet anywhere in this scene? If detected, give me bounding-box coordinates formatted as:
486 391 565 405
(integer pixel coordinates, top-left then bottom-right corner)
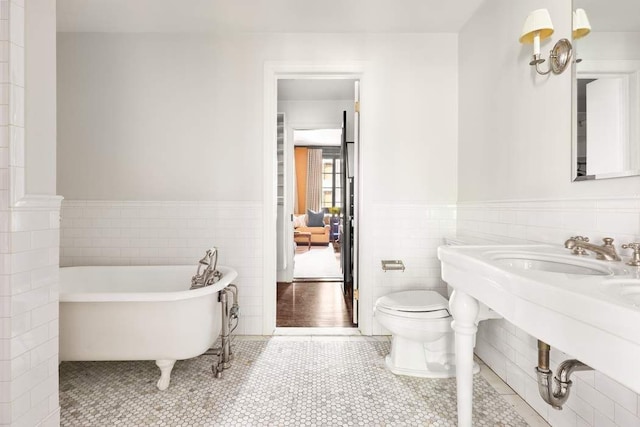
564 237 621 261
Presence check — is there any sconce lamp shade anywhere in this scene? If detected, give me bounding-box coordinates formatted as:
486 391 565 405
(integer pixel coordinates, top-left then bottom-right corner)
519 8 572 75
519 9 554 44
573 8 591 39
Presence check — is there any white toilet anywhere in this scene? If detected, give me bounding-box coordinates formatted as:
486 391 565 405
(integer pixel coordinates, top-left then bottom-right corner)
374 289 481 378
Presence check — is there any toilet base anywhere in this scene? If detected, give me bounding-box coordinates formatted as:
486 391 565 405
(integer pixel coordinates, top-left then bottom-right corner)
384 335 481 379
384 354 481 378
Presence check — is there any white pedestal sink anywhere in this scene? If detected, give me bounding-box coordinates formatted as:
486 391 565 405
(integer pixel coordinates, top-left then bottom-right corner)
438 244 640 427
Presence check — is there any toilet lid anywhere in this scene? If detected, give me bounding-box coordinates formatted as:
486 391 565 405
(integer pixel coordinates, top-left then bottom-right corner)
376 290 449 312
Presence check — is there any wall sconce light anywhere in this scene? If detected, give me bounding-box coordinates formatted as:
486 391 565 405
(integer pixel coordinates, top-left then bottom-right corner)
573 8 591 39
573 8 591 63
520 8 573 75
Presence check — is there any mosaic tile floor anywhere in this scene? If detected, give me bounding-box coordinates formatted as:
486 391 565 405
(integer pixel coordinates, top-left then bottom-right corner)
60 337 530 426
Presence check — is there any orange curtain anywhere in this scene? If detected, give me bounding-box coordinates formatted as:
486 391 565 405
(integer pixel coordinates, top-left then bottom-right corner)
305 149 322 212
294 147 308 214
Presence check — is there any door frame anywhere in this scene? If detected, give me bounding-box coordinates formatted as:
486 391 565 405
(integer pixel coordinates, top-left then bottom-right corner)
262 61 366 335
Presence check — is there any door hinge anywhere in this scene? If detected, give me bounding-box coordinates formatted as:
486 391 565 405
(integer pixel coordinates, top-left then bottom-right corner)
353 289 359 300
354 101 360 113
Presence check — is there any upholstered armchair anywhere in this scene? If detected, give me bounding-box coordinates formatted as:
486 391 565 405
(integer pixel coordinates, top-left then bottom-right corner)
293 211 330 245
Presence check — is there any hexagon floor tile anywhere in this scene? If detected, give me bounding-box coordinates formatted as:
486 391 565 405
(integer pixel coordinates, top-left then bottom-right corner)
60 338 529 426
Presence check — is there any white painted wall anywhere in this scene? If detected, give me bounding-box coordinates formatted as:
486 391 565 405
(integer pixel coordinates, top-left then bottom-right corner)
579 32 640 61
458 1 640 202
58 33 458 203
277 99 354 142
458 1 640 426
58 32 459 335
25 0 57 195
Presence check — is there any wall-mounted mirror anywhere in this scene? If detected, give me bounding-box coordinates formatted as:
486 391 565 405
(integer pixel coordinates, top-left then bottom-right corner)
572 0 640 181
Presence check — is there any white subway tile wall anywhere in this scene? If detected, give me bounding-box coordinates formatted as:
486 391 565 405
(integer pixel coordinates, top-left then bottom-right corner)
60 200 264 335
367 203 457 335
60 201 458 337
0 200 61 427
0 1 61 425
458 197 640 427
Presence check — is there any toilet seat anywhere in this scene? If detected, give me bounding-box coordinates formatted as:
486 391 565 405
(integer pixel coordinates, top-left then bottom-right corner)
375 290 450 319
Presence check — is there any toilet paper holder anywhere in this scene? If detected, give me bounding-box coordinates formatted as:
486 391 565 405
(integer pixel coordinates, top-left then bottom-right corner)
381 260 405 272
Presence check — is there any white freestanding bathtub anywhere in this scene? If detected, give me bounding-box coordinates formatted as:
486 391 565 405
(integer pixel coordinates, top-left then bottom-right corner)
59 265 238 390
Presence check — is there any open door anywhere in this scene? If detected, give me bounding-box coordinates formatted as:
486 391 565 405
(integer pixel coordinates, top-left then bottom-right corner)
351 81 359 324
340 112 351 289
586 77 628 175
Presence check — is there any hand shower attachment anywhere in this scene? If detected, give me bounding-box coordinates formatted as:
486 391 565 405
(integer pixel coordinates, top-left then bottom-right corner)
191 247 223 289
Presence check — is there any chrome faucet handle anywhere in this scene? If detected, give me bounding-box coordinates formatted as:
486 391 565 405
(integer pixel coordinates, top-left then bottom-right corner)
570 236 590 256
621 243 640 267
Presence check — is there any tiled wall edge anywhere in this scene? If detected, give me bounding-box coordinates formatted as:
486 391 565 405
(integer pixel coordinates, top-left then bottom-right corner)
457 195 640 205
13 195 63 210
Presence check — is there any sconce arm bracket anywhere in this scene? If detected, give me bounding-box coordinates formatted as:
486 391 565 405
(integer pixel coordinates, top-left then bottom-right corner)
550 38 573 74
529 38 573 76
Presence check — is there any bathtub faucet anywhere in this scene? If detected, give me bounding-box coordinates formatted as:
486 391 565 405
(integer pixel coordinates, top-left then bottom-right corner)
191 247 222 289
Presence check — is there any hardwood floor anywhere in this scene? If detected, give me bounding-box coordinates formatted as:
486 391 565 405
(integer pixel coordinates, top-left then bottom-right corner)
276 281 354 327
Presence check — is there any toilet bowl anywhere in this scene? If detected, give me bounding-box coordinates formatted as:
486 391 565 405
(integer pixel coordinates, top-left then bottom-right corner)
374 289 479 378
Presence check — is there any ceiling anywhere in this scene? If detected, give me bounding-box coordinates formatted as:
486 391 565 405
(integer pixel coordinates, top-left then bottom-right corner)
56 0 486 33
56 1 640 38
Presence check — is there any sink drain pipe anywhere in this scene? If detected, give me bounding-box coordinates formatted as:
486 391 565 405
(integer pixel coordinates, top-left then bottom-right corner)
535 340 592 409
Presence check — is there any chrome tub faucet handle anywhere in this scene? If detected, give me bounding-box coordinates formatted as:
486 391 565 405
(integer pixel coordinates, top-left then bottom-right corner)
191 247 222 289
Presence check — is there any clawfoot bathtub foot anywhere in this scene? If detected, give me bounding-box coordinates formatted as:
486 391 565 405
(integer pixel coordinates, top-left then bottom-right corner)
155 359 176 390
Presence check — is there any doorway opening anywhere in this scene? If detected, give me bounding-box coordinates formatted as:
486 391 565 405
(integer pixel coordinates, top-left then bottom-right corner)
292 142 341 281
275 78 359 329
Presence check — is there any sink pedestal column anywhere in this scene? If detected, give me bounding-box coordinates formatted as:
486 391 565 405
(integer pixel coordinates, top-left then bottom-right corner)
449 290 479 427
